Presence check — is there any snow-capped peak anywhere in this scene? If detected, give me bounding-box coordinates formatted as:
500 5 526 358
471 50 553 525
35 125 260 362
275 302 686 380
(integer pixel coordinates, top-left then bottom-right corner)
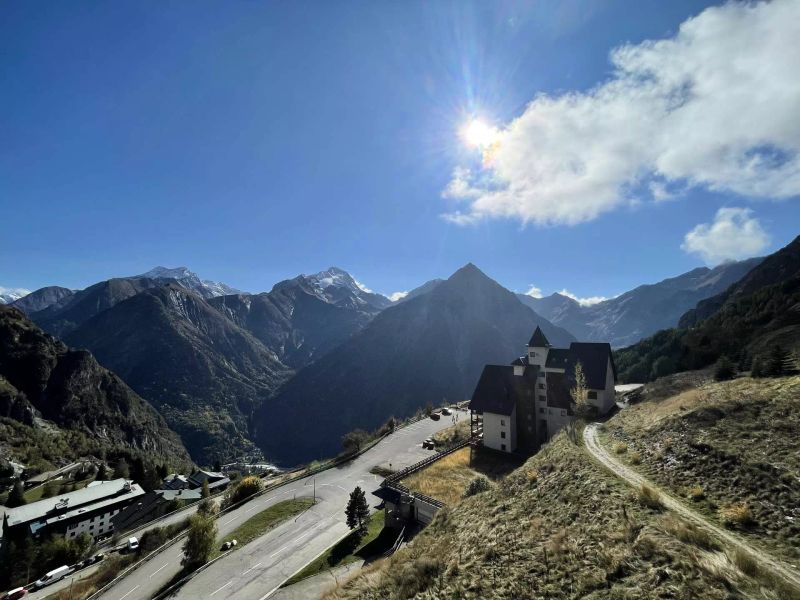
0 286 31 304
133 266 243 299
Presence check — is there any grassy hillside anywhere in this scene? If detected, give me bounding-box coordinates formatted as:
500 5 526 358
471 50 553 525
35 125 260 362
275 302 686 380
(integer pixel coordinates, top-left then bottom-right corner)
325 433 791 599
602 374 800 564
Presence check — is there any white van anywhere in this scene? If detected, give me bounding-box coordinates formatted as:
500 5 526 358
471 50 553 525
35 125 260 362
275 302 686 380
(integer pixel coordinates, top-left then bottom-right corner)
128 537 139 551
34 565 70 588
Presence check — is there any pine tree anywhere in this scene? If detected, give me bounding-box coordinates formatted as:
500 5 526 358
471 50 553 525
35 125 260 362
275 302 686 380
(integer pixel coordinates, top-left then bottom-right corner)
713 355 736 381
96 463 108 481
114 458 130 479
767 345 790 377
345 486 371 536
6 481 26 508
750 355 764 378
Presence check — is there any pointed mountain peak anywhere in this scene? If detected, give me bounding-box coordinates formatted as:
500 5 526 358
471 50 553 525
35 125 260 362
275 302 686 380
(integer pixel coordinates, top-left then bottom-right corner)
448 262 490 282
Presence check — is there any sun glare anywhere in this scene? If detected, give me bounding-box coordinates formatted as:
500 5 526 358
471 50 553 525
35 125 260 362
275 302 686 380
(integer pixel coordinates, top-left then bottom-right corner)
461 119 500 150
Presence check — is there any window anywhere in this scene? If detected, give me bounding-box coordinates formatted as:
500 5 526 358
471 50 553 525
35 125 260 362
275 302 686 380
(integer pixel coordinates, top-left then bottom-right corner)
539 395 546 402
527 425 533 432
527 413 532 420
500 431 506 439
538 372 545 377
500 419 505 426
530 352 536 357
561 410 566 416
539 407 545 414
588 391 597 399
538 383 545 390
501 444 506 451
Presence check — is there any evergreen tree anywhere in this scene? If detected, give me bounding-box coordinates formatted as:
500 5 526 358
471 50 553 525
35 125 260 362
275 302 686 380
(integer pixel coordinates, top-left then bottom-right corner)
6 481 27 508
750 355 765 378
713 355 736 381
345 486 370 536
130 457 147 484
181 513 217 570
737 349 751 372
767 345 790 377
96 463 108 481
156 464 168 479
197 480 215 515
213 460 222 472
114 458 130 479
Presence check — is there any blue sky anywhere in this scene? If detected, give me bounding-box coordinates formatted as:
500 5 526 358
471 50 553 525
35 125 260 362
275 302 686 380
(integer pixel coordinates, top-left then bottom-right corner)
2 0 798 302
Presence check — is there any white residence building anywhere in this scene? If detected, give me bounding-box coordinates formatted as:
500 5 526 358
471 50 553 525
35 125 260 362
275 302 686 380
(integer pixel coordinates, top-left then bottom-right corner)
469 327 617 455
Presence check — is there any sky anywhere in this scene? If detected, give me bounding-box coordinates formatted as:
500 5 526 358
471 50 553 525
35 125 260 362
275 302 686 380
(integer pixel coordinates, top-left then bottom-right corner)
1 0 799 304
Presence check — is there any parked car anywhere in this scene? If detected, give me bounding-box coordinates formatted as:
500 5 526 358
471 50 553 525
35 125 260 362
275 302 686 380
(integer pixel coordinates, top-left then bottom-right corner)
93 553 106 564
422 439 435 449
429 412 440 421
4 587 28 599
441 407 452 416
127 537 139 551
34 565 70 589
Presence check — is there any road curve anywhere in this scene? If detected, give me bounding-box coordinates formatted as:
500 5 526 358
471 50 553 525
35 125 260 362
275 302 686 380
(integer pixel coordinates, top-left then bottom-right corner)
94 411 465 600
583 423 800 590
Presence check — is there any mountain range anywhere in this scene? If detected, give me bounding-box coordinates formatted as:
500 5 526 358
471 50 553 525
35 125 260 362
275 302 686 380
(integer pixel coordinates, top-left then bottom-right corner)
1 252 771 467
519 258 762 348
615 235 800 382
256 264 575 465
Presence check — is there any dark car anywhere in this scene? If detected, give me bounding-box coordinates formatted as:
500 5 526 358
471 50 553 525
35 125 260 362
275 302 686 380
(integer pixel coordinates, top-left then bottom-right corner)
429 412 440 421
4 588 28 599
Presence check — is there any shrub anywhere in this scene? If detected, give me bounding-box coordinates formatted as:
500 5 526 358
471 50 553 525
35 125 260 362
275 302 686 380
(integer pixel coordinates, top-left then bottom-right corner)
662 516 717 550
628 451 642 465
614 442 628 454
719 503 753 527
731 549 760 577
463 475 492 498
688 485 705 501
221 475 262 509
638 485 663 510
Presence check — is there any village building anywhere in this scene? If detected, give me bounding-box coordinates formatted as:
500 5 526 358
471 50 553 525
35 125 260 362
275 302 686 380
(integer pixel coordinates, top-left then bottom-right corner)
2 478 145 541
469 326 617 455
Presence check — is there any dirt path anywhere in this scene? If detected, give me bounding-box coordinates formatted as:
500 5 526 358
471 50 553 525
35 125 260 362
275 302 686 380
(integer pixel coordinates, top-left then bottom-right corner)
583 423 800 590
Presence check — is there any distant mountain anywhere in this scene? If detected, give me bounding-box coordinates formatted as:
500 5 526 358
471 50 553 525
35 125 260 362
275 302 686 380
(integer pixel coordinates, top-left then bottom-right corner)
0 305 190 465
255 263 575 465
65 284 291 463
520 258 762 347
11 286 74 314
0 287 30 304
209 283 373 370
272 267 392 312
31 277 166 338
394 279 444 303
133 266 242 299
615 235 800 382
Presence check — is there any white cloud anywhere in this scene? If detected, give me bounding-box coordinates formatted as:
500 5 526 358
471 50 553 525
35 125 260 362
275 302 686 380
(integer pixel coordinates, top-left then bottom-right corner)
443 0 800 225
559 289 608 307
524 285 543 298
681 207 770 265
388 291 409 302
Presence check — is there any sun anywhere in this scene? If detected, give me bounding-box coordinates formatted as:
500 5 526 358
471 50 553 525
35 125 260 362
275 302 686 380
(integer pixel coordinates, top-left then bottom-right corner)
460 118 500 150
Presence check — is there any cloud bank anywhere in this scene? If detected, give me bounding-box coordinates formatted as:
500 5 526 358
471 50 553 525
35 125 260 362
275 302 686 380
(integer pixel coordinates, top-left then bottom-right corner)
443 0 800 225
682 207 770 265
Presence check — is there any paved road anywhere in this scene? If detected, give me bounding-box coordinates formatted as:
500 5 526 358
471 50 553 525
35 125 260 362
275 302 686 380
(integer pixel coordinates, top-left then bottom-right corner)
584 423 800 590
96 413 462 600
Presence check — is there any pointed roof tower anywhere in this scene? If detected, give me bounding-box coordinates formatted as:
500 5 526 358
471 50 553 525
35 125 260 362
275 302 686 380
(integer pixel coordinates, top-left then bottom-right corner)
528 326 551 348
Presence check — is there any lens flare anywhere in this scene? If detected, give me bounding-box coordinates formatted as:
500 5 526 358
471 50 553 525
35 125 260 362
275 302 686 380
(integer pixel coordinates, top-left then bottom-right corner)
461 119 500 149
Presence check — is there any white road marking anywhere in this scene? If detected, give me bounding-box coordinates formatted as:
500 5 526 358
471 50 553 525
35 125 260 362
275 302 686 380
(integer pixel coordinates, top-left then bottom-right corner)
222 515 238 525
242 562 262 575
209 581 232 596
269 529 312 558
149 563 168 578
245 505 258 513
118 585 139 600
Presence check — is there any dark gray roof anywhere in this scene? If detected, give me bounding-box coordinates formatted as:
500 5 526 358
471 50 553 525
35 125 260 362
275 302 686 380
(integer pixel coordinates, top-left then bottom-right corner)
545 348 572 369
569 342 615 389
470 364 539 416
510 356 529 366
528 326 551 348
373 486 402 504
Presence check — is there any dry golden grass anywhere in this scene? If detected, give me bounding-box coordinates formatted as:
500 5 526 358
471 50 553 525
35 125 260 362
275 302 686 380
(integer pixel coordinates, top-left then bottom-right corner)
401 448 477 505
432 420 470 447
720 503 753 527
613 442 628 454
321 434 780 600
